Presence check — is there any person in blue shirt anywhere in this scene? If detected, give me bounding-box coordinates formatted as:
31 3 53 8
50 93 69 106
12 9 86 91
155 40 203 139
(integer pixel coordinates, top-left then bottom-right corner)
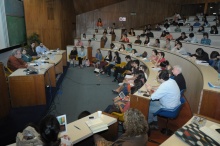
93 49 103 68
200 32 211 45
210 51 220 73
193 19 201 27
125 44 133 53
36 42 48 55
78 46 86 68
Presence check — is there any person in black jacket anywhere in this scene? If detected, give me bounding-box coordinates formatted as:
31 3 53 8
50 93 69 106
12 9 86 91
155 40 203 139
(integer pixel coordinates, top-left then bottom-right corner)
112 55 132 82
191 48 209 63
104 51 121 76
172 65 186 91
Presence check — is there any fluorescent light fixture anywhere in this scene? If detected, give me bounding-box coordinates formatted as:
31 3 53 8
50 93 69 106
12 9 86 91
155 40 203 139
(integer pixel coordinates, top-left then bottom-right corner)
213 13 216 14
210 7 213 8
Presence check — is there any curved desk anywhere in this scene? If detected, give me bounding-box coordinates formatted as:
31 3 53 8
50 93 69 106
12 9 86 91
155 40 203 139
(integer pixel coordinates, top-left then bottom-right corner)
112 41 220 120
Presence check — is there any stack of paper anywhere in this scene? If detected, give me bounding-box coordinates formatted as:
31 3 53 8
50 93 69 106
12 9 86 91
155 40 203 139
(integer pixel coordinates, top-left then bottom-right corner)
85 118 108 134
200 125 220 144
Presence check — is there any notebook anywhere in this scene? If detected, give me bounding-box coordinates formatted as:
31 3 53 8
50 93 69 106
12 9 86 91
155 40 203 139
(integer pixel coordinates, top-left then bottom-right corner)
85 118 108 134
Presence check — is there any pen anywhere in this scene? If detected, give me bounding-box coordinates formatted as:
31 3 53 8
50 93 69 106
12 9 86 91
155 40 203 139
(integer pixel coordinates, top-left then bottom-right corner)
74 125 81 130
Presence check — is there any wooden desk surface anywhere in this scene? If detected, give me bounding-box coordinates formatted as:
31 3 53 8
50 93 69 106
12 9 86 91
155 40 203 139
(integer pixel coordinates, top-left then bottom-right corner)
61 111 117 145
160 115 220 146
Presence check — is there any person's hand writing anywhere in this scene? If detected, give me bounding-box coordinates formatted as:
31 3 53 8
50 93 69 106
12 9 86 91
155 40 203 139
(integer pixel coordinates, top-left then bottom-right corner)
145 83 152 91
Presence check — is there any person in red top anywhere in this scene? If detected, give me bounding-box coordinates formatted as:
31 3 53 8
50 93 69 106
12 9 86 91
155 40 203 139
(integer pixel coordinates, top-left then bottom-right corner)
7 49 28 72
164 31 173 40
120 34 129 43
155 52 166 67
96 18 103 27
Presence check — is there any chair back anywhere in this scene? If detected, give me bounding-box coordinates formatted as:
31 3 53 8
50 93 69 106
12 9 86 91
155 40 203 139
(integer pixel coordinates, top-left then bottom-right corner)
111 112 124 122
180 89 185 96
153 97 185 119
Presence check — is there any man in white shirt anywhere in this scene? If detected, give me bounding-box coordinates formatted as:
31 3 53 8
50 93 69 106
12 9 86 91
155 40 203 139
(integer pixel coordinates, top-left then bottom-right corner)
184 33 198 43
36 42 48 55
146 70 180 128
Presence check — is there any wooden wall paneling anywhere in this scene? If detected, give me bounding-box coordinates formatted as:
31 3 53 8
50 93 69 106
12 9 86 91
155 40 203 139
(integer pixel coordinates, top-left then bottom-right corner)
200 90 220 120
0 63 10 118
44 66 56 87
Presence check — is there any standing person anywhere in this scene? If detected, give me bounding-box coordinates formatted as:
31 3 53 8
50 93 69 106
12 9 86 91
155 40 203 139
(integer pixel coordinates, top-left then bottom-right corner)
27 42 38 57
77 46 86 68
94 108 148 146
7 49 28 72
104 51 121 76
146 70 180 128
101 32 108 47
36 42 48 55
97 18 103 27
172 65 186 91
69 46 78 67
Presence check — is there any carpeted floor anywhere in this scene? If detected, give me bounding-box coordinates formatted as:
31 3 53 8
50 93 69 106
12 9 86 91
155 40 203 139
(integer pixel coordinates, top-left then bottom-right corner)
50 66 119 123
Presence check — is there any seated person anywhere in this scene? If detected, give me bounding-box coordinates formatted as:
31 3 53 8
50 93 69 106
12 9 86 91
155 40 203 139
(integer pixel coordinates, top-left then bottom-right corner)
103 29 108 34
159 60 173 76
101 32 108 47
193 19 201 27
104 51 121 76
210 51 220 73
172 65 186 91
82 33 86 40
174 24 181 32
197 26 204 33
164 31 173 40
96 18 103 27
128 28 135 36
93 49 103 68
163 38 171 50
163 23 171 32
69 46 78 67
146 29 154 38
120 34 129 43
184 33 198 43
109 28 115 35
112 55 132 82
76 38 83 46
176 32 188 41
149 49 158 62
134 35 142 45
131 49 138 57
36 42 48 55
87 39 92 47
146 70 180 127
91 34 97 41
118 44 125 51
154 52 166 66
99 50 112 73
160 31 166 38
94 108 148 146
27 42 38 57
95 29 98 34
125 44 133 53
143 36 150 46
151 39 160 48
40 115 71 146
155 24 161 31
190 48 209 63
188 25 194 32
140 29 146 37
21 48 32 62
7 49 28 72
200 32 211 45
171 41 188 55
210 25 218 34
77 46 86 68
110 43 118 50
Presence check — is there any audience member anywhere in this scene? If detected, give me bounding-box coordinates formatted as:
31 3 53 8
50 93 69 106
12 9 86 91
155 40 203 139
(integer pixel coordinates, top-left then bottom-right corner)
140 29 146 37
210 25 218 34
95 29 98 34
160 31 167 38
87 39 92 47
143 36 150 46
7 49 28 72
163 23 171 32
163 38 171 50
109 28 115 35
149 49 158 62
159 60 173 76
171 41 188 55
201 32 211 45
172 65 186 91
210 51 220 73
21 48 32 62
194 16 200 21
103 29 108 34
151 39 160 48
125 44 133 53
174 24 181 32
78 46 86 68
155 24 161 31
76 38 83 46
36 42 48 55
146 29 154 38
164 32 173 40
191 48 209 62
120 34 129 43
193 19 201 27
97 18 103 27
100 50 112 74
82 33 86 40
101 32 108 46
104 51 121 76
118 44 126 51
93 49 103 68
184 33 198 43
197 26 204 33
131 49 138 57
146 70 180 128
69 46 78 67
128 28 135 36
94 108 148 146
154 52 166 67
134 35 142 45
27 42 38 57
110 43 118 50
176 32 188 41
188 25 194 32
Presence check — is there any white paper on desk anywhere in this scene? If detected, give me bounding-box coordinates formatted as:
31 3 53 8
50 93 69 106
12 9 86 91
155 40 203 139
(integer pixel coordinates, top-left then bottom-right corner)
195 60 209 66
29 63 37 66
125 75 133 79
200 125 220 144
151 68 161 71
